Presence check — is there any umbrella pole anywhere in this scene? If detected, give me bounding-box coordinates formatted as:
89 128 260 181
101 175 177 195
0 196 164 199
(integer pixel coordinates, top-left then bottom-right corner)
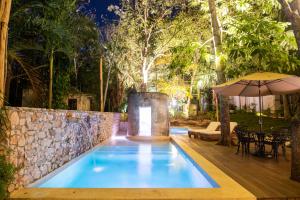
259 83 262 133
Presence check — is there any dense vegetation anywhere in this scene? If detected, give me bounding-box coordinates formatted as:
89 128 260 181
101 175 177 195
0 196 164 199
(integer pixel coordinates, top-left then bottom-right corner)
7 0 101 109
0 108 15 200
102 0 300 117
3 0 300 115
231 111 290 132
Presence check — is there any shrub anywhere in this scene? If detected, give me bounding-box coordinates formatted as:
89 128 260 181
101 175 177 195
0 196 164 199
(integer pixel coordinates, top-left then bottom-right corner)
0 108 16 200
0 156 15 200
231 111 290 132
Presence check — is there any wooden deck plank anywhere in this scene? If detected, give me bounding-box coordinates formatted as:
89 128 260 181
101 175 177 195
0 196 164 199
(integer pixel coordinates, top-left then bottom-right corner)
174 135 300 200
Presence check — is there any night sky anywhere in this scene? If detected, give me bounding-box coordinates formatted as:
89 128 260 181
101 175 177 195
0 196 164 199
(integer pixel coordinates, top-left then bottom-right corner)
87 0 120 26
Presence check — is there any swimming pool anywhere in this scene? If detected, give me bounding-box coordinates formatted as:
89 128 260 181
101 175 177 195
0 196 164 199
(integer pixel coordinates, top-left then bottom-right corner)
33 139 218 188
170 127 189 135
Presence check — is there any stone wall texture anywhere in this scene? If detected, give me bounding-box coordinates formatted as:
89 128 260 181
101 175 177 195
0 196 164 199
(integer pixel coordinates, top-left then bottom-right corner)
6 107 120 191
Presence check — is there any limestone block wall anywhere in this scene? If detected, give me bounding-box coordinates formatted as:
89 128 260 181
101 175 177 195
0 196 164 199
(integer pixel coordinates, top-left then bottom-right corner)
5 107 120 191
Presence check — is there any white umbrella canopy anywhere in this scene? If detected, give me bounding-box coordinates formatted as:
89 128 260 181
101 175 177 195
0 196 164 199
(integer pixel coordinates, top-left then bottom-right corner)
213 72 300 97
213 72 300 133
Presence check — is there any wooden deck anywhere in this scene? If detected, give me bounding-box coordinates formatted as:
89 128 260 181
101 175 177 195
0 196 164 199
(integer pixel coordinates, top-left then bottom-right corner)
174 135 300 200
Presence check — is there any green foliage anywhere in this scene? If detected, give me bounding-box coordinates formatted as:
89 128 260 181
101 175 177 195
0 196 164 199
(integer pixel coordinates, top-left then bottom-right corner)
203 111 217 121
224 1 300 77
0 156 15 200
0 108 8 150
157 77 188 99
53 70 70 109
8 0 300 113
231 111 290 132
0 108 15 200
108 0 202 89
8 0 100 108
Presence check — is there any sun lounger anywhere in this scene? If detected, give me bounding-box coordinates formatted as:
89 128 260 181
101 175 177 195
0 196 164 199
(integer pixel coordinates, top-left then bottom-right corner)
188 122 220 139
198 122 238 141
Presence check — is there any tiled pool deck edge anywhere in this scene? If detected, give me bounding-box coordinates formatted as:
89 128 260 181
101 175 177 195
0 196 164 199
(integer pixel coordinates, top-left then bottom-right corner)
10 136 256 200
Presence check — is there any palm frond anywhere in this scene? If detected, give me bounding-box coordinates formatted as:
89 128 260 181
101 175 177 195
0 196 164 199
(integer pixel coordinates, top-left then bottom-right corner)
8 49 44 93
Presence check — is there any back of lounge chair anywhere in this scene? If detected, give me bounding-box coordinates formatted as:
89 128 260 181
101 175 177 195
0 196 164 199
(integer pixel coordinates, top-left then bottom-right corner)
230 122 238 134
206 122 221 131
188 122 220 138
197 122 238 141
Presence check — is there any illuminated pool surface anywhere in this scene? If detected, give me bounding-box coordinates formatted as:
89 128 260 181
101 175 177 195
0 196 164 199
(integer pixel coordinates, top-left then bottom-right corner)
170 127 189 135
34 139 218 188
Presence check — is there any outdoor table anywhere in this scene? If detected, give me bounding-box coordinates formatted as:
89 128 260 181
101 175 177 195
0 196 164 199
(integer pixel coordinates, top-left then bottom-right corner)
254 130 289 158
254 132 266 157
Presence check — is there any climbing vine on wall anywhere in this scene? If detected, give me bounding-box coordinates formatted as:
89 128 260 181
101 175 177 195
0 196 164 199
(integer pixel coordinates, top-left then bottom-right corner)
0 107 15 200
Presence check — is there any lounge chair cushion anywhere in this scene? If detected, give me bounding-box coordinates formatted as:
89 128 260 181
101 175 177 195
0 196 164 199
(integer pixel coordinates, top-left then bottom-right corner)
205 122 221 131
188 122 220 134
196 122 238 141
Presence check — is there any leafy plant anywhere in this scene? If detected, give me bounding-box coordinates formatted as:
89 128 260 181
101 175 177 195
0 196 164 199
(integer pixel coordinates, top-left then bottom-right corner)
53 68 71 109
0 108 15 200
231 111 290 132
0 155 15 200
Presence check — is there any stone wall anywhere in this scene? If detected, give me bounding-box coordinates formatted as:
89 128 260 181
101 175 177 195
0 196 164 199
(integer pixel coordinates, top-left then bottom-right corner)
6 107 120 191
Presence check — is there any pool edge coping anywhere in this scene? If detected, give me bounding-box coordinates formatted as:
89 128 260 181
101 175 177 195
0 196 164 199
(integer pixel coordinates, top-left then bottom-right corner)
10 136 256 200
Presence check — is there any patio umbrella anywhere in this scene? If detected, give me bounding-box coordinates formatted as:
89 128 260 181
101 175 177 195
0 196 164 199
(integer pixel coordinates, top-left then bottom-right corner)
213 72 300 132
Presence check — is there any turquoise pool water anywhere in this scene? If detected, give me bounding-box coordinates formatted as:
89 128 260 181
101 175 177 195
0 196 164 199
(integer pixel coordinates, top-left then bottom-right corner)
35 139 218 188
170 127 188 135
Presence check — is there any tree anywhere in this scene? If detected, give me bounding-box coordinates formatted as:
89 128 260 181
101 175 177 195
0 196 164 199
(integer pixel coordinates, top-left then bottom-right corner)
4 0 101 109
0 0 12 107
226 7 298 75
110 0 186 91
208 0 231 146
278 0 300 56
291 121 300 182
31 0 77 108
277 0 300 119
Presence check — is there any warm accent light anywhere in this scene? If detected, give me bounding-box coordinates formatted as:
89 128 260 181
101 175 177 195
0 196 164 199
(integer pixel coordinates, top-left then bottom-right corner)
139 107 152 136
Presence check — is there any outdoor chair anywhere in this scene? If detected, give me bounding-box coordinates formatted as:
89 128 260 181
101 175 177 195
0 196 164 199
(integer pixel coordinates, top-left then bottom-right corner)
199 122 238 141
189 122 238 141
188 122 220 139
235 126 253 155
265 130 289 160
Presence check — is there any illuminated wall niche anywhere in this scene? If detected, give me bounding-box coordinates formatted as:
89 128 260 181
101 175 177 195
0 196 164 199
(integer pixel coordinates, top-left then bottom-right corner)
127 92 169 136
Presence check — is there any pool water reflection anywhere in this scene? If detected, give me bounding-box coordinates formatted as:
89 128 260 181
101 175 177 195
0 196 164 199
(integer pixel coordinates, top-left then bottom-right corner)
35 139 218 188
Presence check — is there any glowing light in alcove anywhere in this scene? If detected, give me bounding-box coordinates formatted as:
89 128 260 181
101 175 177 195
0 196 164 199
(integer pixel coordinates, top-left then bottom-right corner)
139 107 152 136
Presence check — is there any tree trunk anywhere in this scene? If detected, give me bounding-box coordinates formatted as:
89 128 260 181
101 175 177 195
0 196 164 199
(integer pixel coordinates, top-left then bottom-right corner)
186 70 196 117
99 57 104 112
104 63 112 109
141 58 148 92
216 71 231 146
0 0 12 107
141 0 149 92
291 120 300 182
219 95 231 145
283 95 291 119
208 0 231 146
197 89 202 114
278 0 300 56
279 1 300 180
48 49 54 109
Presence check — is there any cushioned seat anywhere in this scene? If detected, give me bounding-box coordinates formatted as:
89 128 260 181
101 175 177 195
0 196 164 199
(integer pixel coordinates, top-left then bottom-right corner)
188 122 220 139
189 122 238 141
